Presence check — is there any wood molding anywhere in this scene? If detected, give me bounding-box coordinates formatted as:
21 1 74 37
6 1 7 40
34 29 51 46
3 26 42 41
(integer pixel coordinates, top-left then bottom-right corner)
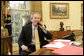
1 1 4 27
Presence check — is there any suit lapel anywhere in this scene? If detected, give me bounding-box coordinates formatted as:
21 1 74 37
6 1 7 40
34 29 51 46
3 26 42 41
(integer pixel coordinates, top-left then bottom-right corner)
27 23 32 41
38 26 41 38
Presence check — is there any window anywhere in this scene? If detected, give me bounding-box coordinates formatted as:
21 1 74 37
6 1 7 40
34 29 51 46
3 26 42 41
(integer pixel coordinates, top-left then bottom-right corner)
9 1 26 9
9 1 29 43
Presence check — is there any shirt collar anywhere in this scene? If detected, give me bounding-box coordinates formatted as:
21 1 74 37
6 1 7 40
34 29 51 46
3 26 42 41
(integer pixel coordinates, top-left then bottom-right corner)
32 23 38 30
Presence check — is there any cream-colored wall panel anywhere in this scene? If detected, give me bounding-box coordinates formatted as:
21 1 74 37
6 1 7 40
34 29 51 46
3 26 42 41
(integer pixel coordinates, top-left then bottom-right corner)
42 1 82 31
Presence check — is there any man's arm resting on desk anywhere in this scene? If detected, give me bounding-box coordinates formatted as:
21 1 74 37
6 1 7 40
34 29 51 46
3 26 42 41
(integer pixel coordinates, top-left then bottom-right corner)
21 45 29 51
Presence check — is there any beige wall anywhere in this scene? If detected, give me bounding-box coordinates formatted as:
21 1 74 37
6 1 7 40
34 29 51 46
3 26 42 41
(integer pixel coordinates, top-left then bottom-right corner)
42 1 83 31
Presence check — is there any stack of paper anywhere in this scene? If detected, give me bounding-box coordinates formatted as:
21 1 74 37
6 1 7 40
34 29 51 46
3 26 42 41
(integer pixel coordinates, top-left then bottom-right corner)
43 42 66 48
50 39 71 46
54 39 71 42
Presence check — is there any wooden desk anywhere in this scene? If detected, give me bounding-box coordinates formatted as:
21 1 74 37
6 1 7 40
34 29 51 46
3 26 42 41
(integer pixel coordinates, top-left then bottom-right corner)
50 30 83 41
1 36 12 55
50 31 73 41
29 43 83 55
30 30 83 55
29 48 55 55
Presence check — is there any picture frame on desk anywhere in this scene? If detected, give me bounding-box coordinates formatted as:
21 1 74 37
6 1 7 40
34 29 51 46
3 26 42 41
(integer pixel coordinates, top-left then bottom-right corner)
50 3 69 19
66 26 71 31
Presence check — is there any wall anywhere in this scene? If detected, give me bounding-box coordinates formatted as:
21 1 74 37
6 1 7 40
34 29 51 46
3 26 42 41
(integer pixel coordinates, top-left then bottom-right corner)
30 1 42 20
42 1 83 31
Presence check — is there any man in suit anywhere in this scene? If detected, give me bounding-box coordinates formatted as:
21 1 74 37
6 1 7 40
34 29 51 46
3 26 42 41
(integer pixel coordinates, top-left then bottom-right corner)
18 12 52 55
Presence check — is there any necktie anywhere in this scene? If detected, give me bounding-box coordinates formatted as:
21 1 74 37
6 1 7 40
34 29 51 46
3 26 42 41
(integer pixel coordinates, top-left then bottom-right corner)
35 27 40 51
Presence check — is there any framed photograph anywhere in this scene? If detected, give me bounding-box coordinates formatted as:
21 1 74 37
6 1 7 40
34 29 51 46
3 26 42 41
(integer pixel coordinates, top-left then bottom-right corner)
50 3 69 19
66 26 71 31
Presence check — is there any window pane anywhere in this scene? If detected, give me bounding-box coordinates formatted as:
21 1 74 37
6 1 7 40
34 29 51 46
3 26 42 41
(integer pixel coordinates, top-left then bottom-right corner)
9 1 29 43
11 10 29 43
9 1 26 9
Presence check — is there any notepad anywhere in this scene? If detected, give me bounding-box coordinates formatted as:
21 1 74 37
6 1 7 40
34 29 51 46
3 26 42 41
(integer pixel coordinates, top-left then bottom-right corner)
43 42 66 48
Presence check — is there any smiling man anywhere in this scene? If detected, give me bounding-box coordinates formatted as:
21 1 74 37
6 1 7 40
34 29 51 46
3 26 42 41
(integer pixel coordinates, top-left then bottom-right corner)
18 12 52 55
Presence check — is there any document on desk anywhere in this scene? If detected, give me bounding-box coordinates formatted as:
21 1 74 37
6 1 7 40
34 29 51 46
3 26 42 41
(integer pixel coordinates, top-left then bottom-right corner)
52 45 83 55
43 42 66 48
54 39 71 42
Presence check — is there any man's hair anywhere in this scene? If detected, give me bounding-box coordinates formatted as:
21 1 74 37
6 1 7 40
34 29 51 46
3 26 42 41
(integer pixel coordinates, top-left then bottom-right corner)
30 12 41 19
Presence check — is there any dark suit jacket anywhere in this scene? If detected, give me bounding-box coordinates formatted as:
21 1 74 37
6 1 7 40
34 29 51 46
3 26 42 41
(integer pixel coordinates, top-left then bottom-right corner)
62 33 75 41
18 22 52 54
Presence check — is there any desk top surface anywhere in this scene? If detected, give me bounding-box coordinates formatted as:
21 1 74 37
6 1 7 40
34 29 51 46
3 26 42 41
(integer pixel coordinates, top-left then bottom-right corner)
29 43 83 55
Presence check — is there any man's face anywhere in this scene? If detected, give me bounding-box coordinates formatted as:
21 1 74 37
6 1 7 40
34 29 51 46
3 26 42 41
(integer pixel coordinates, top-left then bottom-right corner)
31 14 40 26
